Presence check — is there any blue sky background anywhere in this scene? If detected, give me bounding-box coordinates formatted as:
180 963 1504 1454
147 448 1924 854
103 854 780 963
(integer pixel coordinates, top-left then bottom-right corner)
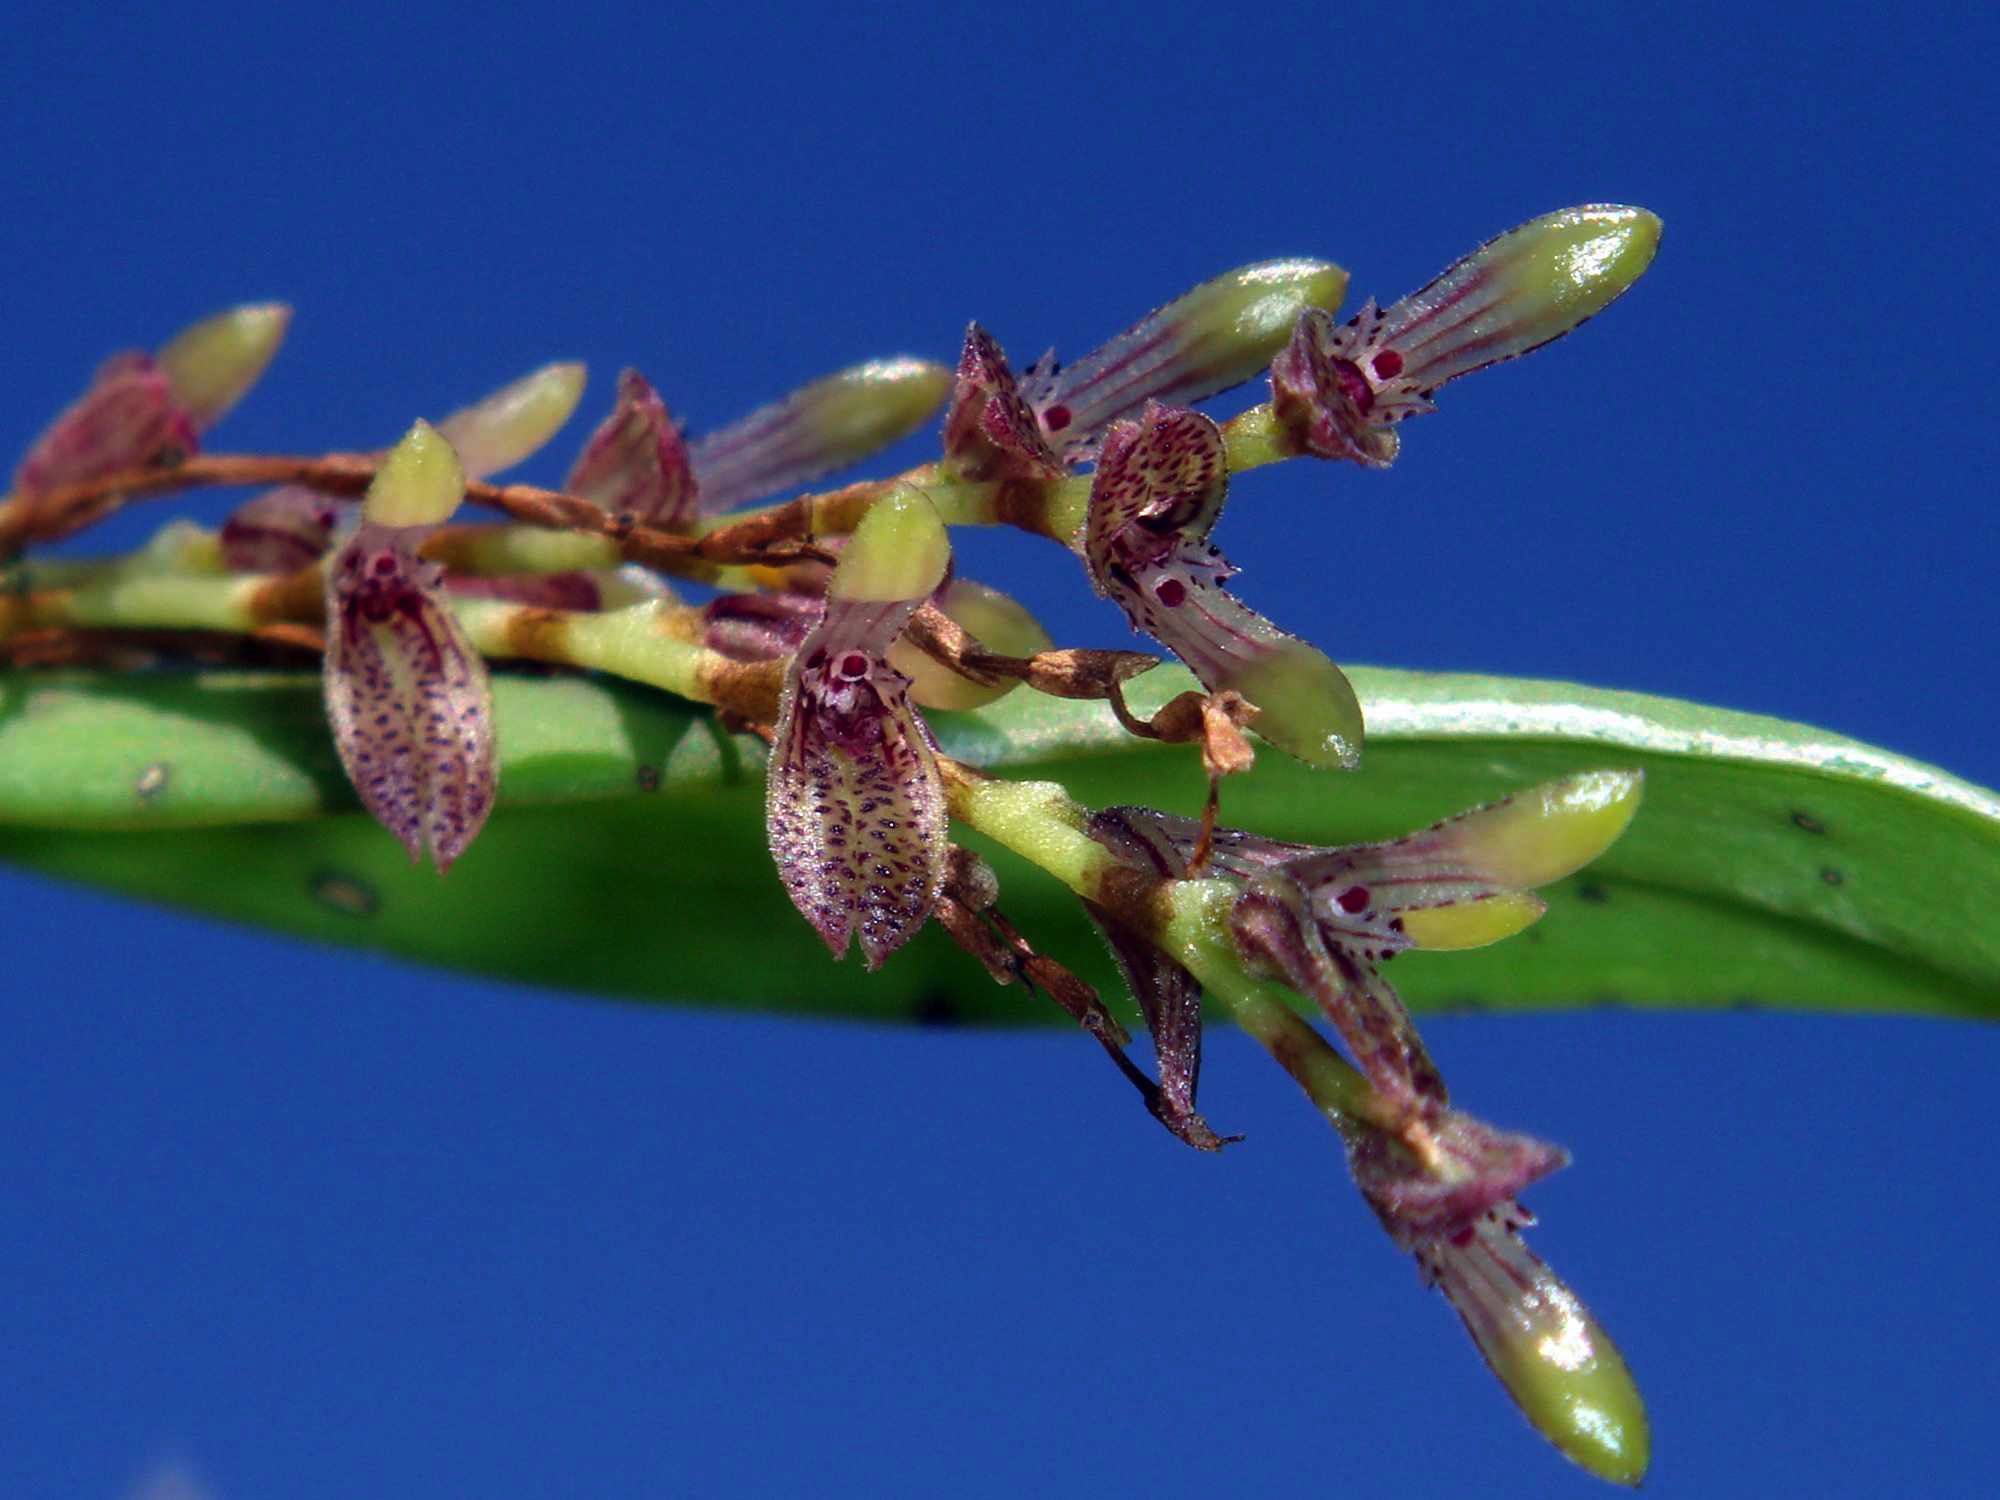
3 2 1996 1496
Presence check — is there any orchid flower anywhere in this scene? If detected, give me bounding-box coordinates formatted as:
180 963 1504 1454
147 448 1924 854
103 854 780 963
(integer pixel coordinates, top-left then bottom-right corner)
1081 402 1364 769
322 421 495 873
14 303 290 500
765 485 952 967
1271 205 1661 467
942 258 1347 480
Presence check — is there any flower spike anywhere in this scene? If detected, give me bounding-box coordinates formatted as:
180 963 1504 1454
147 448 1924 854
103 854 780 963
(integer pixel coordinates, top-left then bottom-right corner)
1083 403 1363 769
564 369 698 528
1273 206 1661 466
765 485 952 968
323 421 495 873
690 356 953 513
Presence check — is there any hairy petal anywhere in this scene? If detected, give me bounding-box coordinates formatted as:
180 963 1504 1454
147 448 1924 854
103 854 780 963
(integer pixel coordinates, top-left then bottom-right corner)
1085 406 1361 769
691 356 952 512
324 526 496 872
565 369 697 528
766 595 947 968
940 323 1065 484
14 356 197 499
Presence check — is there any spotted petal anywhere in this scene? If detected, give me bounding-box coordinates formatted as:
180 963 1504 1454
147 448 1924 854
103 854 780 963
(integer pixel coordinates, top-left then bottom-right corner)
324 525 495 872
1084 406 1361 769
765 594 947 968
939 323 1063 484
565 369 697 528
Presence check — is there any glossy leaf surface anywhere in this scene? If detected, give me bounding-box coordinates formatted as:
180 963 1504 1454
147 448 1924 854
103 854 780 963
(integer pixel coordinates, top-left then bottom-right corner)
0 664 1993 1024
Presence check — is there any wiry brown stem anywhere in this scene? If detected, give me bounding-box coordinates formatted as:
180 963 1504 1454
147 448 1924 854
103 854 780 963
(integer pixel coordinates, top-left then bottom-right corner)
0 453 834 574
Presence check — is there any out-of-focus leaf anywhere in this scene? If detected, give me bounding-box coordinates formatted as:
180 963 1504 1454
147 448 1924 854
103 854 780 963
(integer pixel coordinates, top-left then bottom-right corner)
0 664 1993 1023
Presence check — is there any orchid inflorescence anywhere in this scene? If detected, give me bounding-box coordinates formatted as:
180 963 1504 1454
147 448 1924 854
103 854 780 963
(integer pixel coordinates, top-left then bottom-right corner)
1 206 1662 1483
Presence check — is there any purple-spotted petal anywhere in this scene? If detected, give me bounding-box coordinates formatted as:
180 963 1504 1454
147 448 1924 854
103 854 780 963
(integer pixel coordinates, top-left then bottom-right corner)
765 593 947 968
219 485 342 572
1270 306 1404 467
564 369 697 528
324 525 495 872
690 356 952 513
13 356 198 499
1084 407 1361 769
1231 873 1447 1121
939 324 1064 484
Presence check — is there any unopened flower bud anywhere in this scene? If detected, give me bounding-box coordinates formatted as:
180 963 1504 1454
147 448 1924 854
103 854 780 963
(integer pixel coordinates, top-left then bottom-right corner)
692 356 952 513
564 369 697 527
155 303 293 431
435 361 587 479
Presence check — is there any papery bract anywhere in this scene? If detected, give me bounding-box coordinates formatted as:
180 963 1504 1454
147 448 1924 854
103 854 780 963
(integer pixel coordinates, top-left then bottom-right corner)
564 369 697 528
765 486 951 968
13 356 198 500
1082 403 1362 769
1272 206 1661 467
323 422 494 873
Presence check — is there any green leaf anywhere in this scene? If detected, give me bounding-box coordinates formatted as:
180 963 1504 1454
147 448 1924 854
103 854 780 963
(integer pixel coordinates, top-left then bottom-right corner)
0 664 1994 1024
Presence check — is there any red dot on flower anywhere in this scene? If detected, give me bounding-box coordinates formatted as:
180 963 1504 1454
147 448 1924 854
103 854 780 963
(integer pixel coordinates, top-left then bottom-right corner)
1155 577 1187 608
1043 404 1072 432
838 653 869 679
371 553 398 575
1337 885 1370 913
1371 349 1404 380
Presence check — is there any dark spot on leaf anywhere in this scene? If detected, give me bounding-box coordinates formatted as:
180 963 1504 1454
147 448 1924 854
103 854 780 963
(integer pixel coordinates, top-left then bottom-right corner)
1792 810 1827 835
635 764 661 793
913 989 961 1027
1576 882 1609 904
311 870 379 917
1820 866 1844 887
134 762 169 801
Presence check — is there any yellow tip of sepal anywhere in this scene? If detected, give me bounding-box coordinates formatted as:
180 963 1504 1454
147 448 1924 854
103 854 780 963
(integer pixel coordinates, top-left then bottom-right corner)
364 420 466 529
1401 890 1546 951
156 302 293 429
1448 770 1644 890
